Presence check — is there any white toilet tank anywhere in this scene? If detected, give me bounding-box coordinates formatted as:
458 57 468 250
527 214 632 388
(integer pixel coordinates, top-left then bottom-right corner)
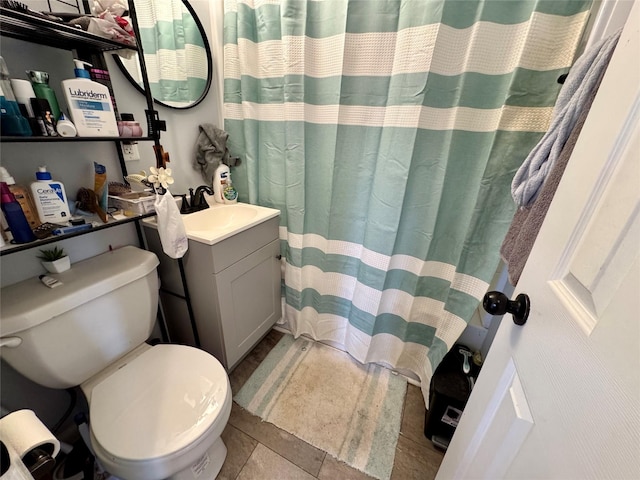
0 246 160 389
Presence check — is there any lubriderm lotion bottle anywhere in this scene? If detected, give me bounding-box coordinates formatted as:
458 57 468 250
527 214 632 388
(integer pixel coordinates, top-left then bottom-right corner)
30 166 71 223
61 59 118 137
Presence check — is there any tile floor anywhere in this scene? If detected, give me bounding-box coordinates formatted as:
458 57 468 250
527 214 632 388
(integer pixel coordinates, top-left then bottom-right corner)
217 329 445 480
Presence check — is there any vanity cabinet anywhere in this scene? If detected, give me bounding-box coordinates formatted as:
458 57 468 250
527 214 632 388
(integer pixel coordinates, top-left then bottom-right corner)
144 217 282 370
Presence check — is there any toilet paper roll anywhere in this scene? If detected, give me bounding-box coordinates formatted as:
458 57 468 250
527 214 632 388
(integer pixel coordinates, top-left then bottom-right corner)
2 440 35 480
0 409 60 459
10 79 36 117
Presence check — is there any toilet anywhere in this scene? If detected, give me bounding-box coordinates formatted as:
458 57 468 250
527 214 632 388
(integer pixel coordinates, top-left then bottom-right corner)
0 246 232 480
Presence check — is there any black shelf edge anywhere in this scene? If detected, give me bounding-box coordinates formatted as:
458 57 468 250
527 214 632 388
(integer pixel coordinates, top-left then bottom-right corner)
1 136 156 143
0 213 156 256
0 7 138 52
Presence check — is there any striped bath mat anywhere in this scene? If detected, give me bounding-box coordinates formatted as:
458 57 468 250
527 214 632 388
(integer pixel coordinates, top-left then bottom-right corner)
234 334 407 480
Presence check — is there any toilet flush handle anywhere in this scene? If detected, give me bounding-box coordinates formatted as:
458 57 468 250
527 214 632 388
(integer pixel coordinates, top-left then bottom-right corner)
0 337 22 348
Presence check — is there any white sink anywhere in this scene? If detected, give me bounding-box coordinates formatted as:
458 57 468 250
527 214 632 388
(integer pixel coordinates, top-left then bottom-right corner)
143 202 280 245
182 204 258 231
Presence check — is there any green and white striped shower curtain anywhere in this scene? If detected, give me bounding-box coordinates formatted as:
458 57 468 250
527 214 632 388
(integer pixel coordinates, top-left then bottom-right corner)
223 0 591 402
135 0 208 106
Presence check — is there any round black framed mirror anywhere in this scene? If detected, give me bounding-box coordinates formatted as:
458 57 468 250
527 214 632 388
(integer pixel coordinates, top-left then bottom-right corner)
114 0 213 109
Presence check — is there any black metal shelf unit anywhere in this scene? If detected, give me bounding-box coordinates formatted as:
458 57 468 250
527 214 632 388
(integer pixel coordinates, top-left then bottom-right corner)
0 213 156 255
0 135 156 143
0 7 137 52
0 4 162 256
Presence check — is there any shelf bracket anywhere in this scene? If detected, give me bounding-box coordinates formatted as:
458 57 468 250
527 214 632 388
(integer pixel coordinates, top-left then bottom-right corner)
146 109 166 138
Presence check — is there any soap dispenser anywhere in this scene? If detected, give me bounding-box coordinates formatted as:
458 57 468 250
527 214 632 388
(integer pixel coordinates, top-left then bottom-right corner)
212 164 229 204
222 176 238 204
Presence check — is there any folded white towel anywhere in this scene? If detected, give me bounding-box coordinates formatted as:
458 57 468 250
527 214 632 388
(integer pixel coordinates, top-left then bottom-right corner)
511 29 622 207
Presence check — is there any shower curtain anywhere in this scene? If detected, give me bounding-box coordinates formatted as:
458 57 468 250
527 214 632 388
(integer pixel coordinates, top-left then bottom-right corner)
223 0 591 402
135 0 208 106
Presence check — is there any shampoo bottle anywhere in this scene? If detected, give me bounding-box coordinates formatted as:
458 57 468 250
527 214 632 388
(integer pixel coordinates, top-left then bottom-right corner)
1 182 36 243
30 166 71 223
0 166 40 229
62 60 118 137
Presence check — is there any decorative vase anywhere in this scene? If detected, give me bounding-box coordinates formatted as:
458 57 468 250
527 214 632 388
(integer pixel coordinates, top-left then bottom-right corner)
42 256 70 273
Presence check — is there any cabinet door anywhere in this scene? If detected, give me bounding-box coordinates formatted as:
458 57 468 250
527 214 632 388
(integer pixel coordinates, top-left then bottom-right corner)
216 239 281 369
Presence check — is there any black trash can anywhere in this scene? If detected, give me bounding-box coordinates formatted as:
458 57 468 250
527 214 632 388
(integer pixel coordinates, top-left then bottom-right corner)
424 344 480 450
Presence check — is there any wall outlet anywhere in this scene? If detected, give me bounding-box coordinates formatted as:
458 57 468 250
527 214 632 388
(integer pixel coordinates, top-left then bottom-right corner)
122 143 140 161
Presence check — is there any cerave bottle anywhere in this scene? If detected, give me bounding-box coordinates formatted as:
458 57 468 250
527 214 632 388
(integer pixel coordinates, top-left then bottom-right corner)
30 166 70 223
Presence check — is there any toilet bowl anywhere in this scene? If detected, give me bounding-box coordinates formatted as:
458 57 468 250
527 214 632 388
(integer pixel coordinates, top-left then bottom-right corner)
0 246 232 479
84 344 232 480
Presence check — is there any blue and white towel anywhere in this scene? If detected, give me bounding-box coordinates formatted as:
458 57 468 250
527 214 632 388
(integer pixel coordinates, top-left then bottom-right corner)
511 29 622 207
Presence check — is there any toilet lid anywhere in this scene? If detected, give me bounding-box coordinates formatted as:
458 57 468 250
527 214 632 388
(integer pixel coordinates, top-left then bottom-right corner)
90 345 229 461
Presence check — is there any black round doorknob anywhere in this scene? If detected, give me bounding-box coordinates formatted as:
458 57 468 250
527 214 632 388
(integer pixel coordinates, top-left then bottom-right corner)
482 291 530 326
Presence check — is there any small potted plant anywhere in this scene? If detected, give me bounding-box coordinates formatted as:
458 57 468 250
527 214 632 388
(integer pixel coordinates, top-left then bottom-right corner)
37 246 71 273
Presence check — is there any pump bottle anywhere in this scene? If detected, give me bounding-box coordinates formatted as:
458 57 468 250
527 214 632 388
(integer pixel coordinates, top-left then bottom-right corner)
212 164 226 203
30 166 71 223
61 59 118 137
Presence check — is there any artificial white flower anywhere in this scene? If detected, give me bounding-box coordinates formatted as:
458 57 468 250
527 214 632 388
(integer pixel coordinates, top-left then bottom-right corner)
147 166 174 190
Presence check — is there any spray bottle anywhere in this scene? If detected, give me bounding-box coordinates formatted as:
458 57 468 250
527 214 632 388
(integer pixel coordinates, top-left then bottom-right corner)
26 70 61 121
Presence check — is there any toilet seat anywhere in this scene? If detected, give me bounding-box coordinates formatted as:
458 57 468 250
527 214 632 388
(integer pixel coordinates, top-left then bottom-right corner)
89 344 231 479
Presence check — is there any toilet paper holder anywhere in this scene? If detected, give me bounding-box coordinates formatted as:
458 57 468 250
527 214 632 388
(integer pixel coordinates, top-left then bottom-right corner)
0 410 60 479
22 446 57 479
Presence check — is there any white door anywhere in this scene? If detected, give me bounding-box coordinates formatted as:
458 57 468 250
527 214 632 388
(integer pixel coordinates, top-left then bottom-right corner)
436 4 640 479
